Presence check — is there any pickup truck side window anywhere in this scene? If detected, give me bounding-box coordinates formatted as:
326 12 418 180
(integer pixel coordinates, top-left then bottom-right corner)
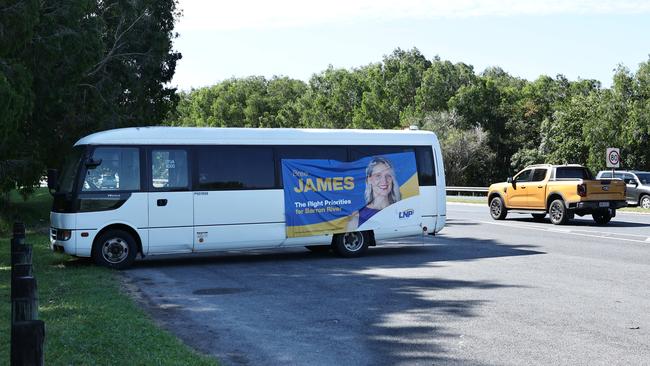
514 169 533 182
556 167 593 180
531 169 548 182
622 173 636 184
637 173 650 185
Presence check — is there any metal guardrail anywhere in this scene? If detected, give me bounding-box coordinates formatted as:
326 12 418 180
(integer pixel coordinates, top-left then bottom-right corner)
446 186 488 192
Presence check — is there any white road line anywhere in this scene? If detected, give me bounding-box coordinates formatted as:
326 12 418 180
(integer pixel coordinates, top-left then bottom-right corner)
569 229 649 238
476 220 650 244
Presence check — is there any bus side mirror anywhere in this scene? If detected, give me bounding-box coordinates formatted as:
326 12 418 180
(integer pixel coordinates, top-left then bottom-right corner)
85 157 102 169
47 169 59 194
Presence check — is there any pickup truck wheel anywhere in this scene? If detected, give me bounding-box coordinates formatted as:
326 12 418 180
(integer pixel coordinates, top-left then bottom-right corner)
592 212 612 225
549 199 569 225
640 195 650 209
531 213 546 221
490 196 507 220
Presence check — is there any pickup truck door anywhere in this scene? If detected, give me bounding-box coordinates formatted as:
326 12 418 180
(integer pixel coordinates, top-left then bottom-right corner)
623 173 639 202
508 169 533 208
527 168 548 209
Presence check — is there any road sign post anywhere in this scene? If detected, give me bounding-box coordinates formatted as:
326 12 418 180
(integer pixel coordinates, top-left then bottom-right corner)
606 148 620 182
606 148 620 168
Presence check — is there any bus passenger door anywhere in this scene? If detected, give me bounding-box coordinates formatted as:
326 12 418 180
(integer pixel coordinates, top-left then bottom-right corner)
147 148 194 254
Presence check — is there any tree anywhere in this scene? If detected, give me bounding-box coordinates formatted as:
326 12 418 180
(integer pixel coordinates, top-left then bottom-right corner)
353 48 430 129
172 76 308 128
540 94 596 166
411 111 495 186
0 0 41 195
415 58 476 113
299 67 364 128
0 0 182 195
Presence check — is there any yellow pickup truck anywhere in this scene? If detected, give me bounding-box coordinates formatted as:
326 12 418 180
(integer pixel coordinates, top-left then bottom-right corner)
488 164 627 225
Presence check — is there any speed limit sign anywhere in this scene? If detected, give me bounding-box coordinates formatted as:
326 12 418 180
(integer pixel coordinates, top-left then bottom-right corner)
606 148 620 168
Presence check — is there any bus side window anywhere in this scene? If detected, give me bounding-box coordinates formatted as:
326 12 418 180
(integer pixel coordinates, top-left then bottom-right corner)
198 146 275 190
349 146 413 161
415 146 436 186
152 149 189 190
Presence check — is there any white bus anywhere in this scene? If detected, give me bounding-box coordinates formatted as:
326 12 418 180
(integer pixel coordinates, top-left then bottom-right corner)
49 127 446 269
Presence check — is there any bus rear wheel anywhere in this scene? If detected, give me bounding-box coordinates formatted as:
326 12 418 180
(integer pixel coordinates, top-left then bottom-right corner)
92 229 137 270
332 231 369 258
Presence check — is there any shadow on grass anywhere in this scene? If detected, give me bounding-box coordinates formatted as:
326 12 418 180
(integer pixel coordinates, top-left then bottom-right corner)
47 255 94 268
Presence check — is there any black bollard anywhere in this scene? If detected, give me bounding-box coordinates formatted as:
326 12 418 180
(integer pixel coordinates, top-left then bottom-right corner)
12 276 38 322
11 245 33 267
11 236 26 253
12 263 33 278
11 320 45 366
11 264 33 301
13 222 26 238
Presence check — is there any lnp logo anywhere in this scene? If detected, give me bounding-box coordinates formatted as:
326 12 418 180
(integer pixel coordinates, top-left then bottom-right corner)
399 209 415 219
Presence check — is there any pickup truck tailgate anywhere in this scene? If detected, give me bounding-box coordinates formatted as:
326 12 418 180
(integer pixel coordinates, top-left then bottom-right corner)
583 180 626 200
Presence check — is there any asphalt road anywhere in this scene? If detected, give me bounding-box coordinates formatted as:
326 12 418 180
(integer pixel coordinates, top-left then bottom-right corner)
124 203 650 366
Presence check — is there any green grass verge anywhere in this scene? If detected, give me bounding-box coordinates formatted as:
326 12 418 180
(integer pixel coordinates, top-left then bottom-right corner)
445 196 650 213
0 188 52 235
1 190 217 365
446 196 487 204
619 206 650 213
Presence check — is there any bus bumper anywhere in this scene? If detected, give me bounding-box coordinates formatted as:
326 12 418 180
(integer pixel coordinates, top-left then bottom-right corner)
50 227 76 255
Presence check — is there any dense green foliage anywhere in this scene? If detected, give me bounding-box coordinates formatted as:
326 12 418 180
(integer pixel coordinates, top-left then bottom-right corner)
0 0 181 195
170 48 650 185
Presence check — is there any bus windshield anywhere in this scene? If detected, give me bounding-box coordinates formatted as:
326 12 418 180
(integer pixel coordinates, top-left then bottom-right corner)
82 147 141 192
58 146 84 193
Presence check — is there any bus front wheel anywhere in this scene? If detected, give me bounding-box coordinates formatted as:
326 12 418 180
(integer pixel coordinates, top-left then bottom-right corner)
332 231 369 258
92 229 137 270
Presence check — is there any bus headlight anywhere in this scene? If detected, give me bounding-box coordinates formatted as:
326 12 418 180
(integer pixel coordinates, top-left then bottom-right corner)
56 229 72 241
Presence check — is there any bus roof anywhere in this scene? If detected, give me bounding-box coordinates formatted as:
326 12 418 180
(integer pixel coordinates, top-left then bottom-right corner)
75 127 439 146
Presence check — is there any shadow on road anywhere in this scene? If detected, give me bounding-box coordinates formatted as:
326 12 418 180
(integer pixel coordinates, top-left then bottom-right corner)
126 235 543 365
445 218 481 227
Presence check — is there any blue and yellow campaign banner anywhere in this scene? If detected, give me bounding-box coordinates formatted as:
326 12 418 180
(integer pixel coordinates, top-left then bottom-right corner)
282 152 419 238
